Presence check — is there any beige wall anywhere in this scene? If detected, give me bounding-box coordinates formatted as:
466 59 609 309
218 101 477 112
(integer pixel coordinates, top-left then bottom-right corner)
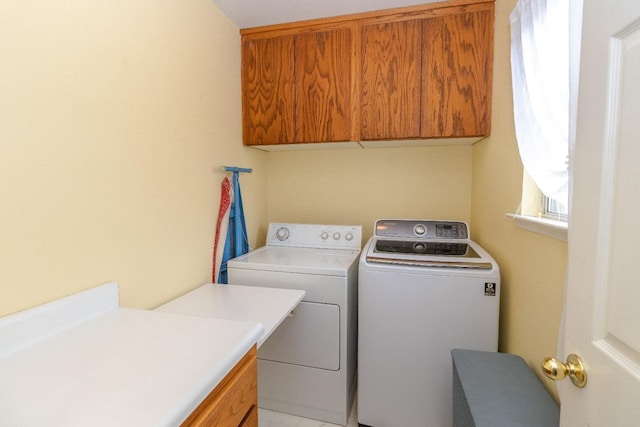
470 0 567 399
266 145 473 239
0 0 267 316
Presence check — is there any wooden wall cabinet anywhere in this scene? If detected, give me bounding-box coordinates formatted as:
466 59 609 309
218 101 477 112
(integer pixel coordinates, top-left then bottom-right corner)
360 19 422 140
241 0 494 147
242 36 295 145
181 346 258 427
294 28 352 143
242 27 353 146
360 6 493 140
421 8 494 138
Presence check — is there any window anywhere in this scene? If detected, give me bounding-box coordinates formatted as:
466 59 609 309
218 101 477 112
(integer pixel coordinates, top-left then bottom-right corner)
512 171 567 240
543 196 568 219
508 0 580 239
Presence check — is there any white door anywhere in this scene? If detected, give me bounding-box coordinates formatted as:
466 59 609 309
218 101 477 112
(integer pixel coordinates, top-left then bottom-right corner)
559 0 640 424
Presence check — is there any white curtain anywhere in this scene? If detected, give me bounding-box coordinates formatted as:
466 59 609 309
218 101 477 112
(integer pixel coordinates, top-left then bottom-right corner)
510 0 570 204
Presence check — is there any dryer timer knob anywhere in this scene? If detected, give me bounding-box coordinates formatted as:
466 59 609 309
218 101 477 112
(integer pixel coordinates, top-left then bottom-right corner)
276 227 289 241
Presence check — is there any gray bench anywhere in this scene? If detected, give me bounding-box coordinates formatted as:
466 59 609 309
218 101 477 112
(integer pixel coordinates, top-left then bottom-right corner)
451 349 560 427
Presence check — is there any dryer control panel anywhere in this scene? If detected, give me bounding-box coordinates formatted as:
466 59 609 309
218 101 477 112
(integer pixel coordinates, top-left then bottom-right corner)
374 219 469 240
267 223 362 250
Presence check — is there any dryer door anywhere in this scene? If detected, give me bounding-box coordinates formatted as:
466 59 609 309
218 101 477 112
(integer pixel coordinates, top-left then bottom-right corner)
258 301 340 371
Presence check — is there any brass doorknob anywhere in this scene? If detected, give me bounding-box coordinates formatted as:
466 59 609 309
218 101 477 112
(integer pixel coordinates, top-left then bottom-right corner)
541 353 587 388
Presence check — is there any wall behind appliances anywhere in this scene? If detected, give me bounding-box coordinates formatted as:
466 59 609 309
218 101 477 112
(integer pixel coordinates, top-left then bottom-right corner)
266 145 472 239
0 0 267 316
469 0 567 400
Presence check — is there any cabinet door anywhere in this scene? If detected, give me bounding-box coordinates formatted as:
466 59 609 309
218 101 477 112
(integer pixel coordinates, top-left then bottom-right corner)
360 20 422 140
181 346 257 427
242 36 295 145
421 9 493 137
295 28 352 143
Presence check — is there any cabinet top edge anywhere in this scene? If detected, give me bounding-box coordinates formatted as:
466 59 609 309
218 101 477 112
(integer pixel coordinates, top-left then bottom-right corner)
239 0 495 37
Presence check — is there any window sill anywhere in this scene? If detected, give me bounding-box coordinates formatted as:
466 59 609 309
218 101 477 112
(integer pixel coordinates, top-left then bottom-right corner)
506 214 568 241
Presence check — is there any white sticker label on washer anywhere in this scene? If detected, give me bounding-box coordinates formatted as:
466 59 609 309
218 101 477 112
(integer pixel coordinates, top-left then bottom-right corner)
484 282 496 296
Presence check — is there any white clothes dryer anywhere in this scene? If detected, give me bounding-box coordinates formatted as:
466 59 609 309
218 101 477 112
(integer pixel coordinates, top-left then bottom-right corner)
358 219 500 427
228 223 361 426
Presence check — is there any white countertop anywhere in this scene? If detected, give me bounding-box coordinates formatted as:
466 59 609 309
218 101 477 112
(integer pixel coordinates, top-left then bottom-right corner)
155 283 306 347
0 283 264 427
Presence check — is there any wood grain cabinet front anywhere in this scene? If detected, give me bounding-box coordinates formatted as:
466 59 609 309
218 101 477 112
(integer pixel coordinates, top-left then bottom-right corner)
360 4 494 140
360 19 422 140
294 28 352 144
181 346 258 427
242 36 295 145
241 0 494 147
242 27 353 146
421 7 494 138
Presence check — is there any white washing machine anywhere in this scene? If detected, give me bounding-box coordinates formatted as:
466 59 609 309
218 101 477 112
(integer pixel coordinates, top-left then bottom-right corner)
227 223 361 426
358 219 500 427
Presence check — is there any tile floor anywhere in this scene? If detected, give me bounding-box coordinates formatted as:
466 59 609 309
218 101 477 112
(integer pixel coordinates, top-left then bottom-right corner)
258 397 359 427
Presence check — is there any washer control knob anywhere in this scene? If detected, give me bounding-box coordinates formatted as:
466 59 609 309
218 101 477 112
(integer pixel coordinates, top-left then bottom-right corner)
333 232 341 240
275 226 289 241
321 231 329 240
345 232 354 241
414 224 427 236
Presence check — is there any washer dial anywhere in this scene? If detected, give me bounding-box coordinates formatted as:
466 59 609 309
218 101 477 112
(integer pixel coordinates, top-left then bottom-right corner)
414 224 427 236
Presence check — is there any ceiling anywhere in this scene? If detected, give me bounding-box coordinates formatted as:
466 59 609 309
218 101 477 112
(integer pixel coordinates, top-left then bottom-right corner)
211 0 446 29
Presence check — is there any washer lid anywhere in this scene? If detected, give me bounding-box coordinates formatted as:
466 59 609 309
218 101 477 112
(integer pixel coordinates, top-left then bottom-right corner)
228 246 360 276
365 238 494 269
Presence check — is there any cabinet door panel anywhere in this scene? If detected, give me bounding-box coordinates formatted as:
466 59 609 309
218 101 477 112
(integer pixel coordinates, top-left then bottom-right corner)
242 36 295 145
360 20 422 140
422 9 493 137
181 347 257 427
295 28 351 143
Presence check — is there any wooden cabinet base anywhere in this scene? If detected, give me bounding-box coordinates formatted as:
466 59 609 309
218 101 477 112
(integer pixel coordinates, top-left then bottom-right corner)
239 405 258 427
181 346 258 427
